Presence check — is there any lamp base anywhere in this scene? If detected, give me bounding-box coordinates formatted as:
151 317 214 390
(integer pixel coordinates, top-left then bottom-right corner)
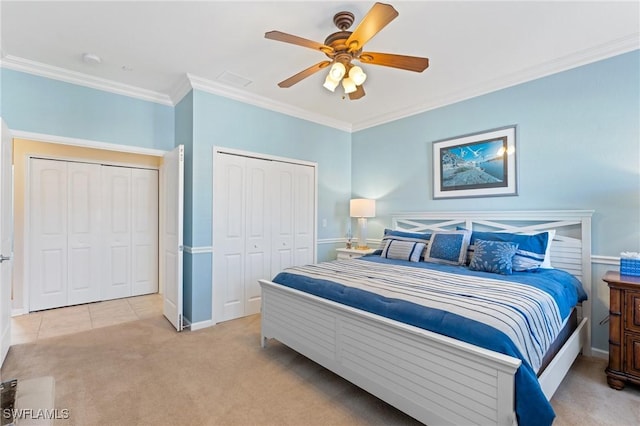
357 217 369 251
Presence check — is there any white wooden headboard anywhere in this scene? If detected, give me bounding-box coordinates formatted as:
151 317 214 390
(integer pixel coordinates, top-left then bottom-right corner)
391 210 594 355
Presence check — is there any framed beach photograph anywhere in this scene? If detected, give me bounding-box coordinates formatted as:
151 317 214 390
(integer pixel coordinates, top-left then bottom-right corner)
432 126 517 199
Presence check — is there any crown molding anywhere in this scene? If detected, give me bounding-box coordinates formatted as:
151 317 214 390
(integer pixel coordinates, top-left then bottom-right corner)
0 54 173 106
186 73 353 132
169 74 193 105
2 32 637 133
351 34 640 132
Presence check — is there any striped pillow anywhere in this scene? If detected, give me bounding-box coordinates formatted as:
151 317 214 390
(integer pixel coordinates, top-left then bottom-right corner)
378 229 431 258
381 239 426 263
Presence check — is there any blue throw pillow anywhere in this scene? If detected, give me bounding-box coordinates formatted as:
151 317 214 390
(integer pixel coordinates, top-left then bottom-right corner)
469 239 519 275
423 230 471 265
463 229 549 271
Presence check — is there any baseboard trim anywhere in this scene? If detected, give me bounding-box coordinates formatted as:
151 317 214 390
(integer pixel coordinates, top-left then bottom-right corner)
590 347 608 360
189 319 215 331
11 308 27 317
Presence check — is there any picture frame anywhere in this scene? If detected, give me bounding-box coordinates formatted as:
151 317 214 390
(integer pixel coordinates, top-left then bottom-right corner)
432 125 517 199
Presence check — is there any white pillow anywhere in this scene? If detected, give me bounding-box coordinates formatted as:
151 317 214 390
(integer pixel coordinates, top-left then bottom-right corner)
381 239 426 263
540 230 555 269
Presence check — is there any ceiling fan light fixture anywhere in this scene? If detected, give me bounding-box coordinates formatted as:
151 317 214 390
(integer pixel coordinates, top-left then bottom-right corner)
349 66 367 86
342 77 357 94
329 62 346 81
323 74 340 92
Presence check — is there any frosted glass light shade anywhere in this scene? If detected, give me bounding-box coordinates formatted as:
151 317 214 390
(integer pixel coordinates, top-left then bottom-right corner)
329 62 346 81
342 77 357 94
323 74 339 92
350 198 376 218
349 66 367 85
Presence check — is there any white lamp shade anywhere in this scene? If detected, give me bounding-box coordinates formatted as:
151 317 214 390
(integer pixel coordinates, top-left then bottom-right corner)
329 62 346 81
350 198 376 218
342 77 357 94
349 66 367 86
323 74 339 92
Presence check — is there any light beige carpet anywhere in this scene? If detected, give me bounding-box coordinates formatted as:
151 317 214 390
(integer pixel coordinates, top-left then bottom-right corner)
2 313 639 425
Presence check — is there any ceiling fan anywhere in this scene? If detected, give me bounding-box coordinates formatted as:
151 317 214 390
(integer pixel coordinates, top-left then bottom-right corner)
265 2 429 100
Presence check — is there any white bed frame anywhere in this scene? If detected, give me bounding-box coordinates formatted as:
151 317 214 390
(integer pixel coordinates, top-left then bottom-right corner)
259 210 593 425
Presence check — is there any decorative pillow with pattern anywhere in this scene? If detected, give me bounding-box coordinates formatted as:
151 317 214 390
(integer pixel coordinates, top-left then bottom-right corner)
423 230 471 265
462 229 550 271
381 239 426 263
469 239 519 275
378 229 431 258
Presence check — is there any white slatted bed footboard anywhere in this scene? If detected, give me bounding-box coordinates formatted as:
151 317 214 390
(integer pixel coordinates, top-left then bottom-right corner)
260 280 521 425
260 210 593 425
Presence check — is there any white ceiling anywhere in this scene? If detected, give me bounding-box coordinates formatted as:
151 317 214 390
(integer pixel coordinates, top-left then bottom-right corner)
1 1 639 131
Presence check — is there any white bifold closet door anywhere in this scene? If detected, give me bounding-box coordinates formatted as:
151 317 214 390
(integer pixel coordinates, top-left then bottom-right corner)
270 160 314 273
102 166 158 301
29 160 158 311
214 155 272 322
213 152 315 323
29 159 102 311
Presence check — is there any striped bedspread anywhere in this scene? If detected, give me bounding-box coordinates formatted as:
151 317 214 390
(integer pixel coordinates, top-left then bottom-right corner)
272 257 584 426
275 259 563 373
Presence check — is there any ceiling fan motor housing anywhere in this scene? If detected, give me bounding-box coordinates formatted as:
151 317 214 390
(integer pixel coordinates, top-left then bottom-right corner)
333 11 355 30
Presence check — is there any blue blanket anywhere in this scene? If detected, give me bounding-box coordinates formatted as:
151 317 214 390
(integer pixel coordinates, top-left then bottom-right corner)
272 256 586 426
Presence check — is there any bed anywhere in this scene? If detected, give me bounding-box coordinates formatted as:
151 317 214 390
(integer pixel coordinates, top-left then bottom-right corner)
259 210 593 426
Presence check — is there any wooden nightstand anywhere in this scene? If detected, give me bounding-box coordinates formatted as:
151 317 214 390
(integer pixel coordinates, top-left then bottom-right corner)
603 270 640 390
336 247 376 260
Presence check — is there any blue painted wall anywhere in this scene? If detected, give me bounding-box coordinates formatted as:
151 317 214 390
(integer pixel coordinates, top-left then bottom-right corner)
186 90 352 323
352 50 640 352
3 50 637 350
1 69 174 149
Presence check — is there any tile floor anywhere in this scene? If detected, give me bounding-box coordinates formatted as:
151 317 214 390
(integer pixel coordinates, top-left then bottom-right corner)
11 293 163 344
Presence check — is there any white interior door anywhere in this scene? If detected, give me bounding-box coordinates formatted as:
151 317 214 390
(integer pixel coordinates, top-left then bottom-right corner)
131 168 159 296
0 119 14 367
293 164 315 267
270 162 294 275
29 159 68 311
102 166 132 301
243 157 271 316
67 161 102 306
161 145 184 331
213 153 246 322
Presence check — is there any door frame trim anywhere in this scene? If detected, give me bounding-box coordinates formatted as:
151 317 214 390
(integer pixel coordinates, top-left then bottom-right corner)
11 130 167 156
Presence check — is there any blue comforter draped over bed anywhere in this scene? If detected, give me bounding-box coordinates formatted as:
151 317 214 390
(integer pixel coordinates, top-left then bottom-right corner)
272 256 586 426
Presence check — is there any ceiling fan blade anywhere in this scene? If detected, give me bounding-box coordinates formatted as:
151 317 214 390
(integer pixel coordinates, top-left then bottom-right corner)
359 52 429 72
349 85 366 100
345 2 399 52
265 30 333 54
277 61 331 88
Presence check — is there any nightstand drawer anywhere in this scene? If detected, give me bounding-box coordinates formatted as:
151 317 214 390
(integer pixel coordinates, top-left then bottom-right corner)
625 333 640 378
338 252 361 260
625 290 640 333
336 248 376 260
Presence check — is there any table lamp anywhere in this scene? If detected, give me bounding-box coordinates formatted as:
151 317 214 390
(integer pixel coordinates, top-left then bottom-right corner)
350 198 376 249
